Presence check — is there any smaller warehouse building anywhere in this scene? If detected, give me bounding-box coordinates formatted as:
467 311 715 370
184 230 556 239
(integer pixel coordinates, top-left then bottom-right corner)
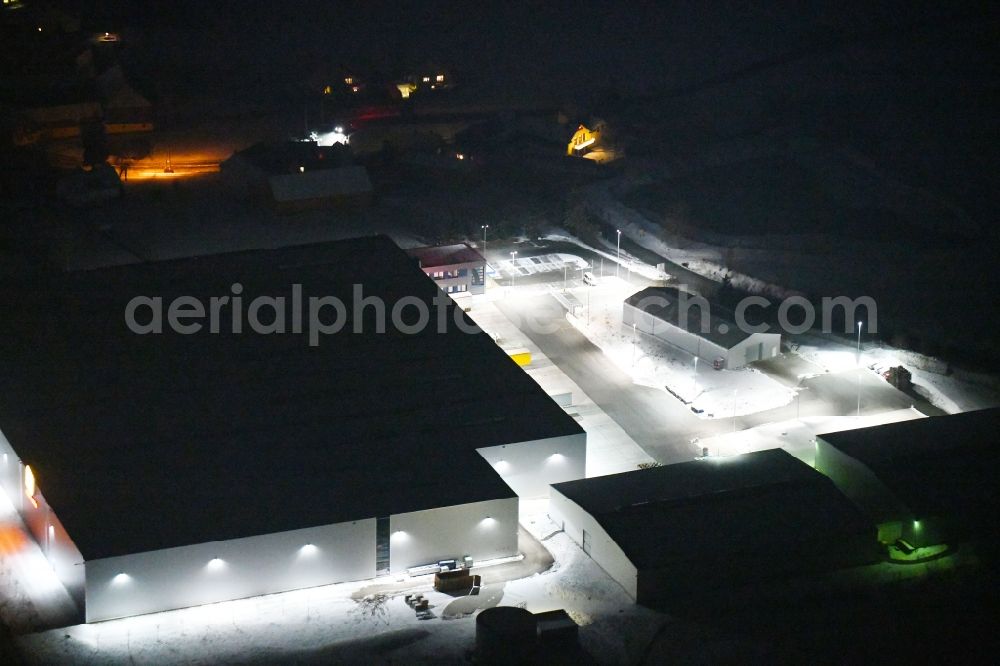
407 244 486 296
815 407 1000 548
221 141 372 212
623 286 780 369
549 449 879 604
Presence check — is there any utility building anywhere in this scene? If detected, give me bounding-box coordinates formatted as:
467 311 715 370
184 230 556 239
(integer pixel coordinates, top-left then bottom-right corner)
0 236 585 622
407 243 487 296
549 449 879 604
623 286 780 369
815 408 1000 548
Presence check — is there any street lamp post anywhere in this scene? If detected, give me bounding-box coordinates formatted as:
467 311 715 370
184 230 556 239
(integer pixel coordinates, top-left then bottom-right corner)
481 225 488 291
510 251 517 288
856 321 863 417
563 262 568 293
616 229 621 280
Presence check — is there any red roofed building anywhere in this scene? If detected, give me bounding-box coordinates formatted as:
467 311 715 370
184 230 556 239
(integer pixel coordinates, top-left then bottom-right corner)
407 243 486 296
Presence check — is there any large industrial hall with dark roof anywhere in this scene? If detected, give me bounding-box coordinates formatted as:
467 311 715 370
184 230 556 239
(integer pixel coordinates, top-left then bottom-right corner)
0 235 586 622
815 407 1000 548
549 449 880 604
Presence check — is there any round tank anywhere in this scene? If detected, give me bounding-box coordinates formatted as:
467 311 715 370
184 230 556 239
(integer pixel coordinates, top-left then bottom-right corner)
475 606 536 664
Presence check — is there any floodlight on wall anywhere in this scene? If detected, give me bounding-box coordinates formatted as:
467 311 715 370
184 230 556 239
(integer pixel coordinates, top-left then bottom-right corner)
494 460 510 472
207 557 226 572
299 544 318 556
546 453 565 463
23 464 38 507
390 530 408 542
480 516 496 527
111 573 131 585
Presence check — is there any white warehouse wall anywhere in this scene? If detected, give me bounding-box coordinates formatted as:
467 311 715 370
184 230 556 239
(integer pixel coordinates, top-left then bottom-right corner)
623 305 727 363
0 428 21 503
85 518 375 622
624 304 780 369
477 432 587 499
727 333 781 368
389 497 518 572
548 487 638 600
0 427 86 609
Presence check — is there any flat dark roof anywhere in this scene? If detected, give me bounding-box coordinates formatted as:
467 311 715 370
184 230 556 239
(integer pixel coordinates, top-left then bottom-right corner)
625 286 761 349
0 236 581 560
552 449 870 568
406 244 485 268
818 408 1000 518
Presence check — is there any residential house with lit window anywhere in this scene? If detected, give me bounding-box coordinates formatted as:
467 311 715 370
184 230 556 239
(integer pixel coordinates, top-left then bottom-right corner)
566 122 602 156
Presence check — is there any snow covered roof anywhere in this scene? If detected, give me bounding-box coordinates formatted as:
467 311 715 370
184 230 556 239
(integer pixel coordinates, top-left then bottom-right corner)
818 408 1000 519
552 449 872 569
624 286 768 349
0 236 581 560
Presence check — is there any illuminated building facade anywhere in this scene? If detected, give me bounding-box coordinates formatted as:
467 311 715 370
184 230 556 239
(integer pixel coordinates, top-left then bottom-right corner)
407 243 487 296
623 286 781 369
566 123 601 156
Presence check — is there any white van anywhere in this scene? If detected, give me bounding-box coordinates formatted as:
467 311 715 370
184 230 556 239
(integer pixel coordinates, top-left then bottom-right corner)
582 271 596 286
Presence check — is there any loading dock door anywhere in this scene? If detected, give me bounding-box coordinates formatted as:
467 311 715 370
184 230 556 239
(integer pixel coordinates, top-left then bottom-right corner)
376 516 390 575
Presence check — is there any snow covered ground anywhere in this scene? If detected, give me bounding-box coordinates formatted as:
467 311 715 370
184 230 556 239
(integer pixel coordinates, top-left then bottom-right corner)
15 505 666 665
565 277 796 419
692 408 924 466
797 340 1000 415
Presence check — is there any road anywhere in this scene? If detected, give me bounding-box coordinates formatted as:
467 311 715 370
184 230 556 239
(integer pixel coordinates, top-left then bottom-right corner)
497 293 713 463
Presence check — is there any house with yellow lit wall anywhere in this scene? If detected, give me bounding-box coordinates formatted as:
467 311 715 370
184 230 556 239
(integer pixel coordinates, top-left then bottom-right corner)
567 123 600 156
